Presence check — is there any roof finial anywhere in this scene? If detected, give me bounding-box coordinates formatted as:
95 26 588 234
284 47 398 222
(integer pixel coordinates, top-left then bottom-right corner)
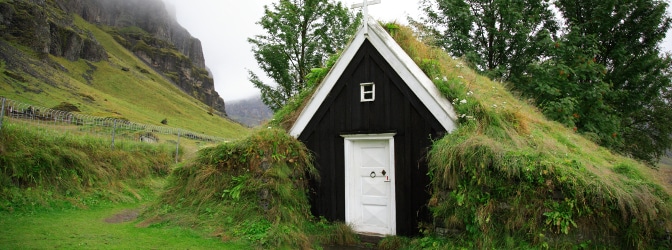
351 0 381 35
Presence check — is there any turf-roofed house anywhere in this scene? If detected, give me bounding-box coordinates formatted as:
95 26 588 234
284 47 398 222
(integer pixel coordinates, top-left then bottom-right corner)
288 16 459 236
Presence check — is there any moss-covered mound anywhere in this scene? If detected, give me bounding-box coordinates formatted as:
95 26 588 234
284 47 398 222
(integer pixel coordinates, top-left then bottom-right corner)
146 129 324 249
381 25 671 248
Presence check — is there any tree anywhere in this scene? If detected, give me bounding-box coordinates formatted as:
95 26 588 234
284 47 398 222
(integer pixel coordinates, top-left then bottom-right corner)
417 0 558 80
515 31 622 149
420 0 672 164
553 0 672 165
248 0 360 111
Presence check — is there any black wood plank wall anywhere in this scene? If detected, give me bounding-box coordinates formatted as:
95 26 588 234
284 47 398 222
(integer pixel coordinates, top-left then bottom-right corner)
299 40 446 236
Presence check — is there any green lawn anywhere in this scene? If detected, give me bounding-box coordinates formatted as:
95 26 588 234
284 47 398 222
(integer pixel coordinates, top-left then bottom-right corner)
0 203 246 249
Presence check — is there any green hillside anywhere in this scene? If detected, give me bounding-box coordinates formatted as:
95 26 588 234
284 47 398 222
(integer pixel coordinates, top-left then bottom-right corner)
0 5 248 139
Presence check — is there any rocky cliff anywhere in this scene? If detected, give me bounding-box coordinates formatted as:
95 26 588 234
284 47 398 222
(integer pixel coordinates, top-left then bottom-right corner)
0 0 108 62
0 0 226 115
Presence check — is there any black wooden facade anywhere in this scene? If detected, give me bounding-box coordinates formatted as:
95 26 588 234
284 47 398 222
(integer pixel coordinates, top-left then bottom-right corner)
296 40 447 236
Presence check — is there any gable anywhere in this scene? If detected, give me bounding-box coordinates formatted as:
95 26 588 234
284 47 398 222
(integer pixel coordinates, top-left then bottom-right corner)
297 39 447 137
289 18 458 137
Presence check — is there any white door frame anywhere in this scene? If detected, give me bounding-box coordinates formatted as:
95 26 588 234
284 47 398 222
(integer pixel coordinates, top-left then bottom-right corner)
342 133 396 235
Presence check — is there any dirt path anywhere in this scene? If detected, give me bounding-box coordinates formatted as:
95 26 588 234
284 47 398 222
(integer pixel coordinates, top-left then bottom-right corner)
103 208 140 223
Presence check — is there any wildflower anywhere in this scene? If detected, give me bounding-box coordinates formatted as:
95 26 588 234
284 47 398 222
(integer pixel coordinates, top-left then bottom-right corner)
442 76 447 81
457 75 464 79
460 99 467 104
467 91 473 96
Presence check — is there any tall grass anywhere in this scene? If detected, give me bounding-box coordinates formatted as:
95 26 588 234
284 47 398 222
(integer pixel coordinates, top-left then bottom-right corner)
0 123 174 212
384 23 672 249
144 128 326 249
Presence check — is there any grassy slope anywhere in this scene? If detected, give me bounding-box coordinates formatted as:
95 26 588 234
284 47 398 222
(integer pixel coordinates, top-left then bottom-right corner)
0 13 248 139
0 119 245 249
0 123 174 212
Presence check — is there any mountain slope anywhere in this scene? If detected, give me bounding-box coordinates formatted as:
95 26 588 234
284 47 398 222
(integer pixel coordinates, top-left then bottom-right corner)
0 0 247 138
226 95 274 127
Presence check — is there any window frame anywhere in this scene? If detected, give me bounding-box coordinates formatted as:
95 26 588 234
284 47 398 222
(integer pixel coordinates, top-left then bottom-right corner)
360 82 375 102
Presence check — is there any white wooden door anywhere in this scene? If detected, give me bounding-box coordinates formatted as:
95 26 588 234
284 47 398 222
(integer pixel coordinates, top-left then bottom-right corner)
343 134 396 235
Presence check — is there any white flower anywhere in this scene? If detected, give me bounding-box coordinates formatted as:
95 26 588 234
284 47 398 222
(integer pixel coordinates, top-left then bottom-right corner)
442 76 448 81
457 75 464 79
460 99 467 104
492 104 498 108
467 91 474 96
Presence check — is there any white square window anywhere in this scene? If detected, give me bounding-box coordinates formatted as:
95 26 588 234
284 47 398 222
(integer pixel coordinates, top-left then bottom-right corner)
360 82 375 102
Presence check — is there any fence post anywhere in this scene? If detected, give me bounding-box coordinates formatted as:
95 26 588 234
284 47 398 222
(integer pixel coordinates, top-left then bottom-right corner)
111 119 117 150
0 97 5 131
175 129 181 163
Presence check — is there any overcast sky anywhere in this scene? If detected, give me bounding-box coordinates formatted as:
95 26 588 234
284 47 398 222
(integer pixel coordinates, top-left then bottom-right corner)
161 0 421 102
162 0 672 102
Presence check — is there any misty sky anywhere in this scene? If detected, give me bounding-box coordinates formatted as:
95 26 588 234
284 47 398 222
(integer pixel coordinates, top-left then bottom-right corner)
162 0 672 102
